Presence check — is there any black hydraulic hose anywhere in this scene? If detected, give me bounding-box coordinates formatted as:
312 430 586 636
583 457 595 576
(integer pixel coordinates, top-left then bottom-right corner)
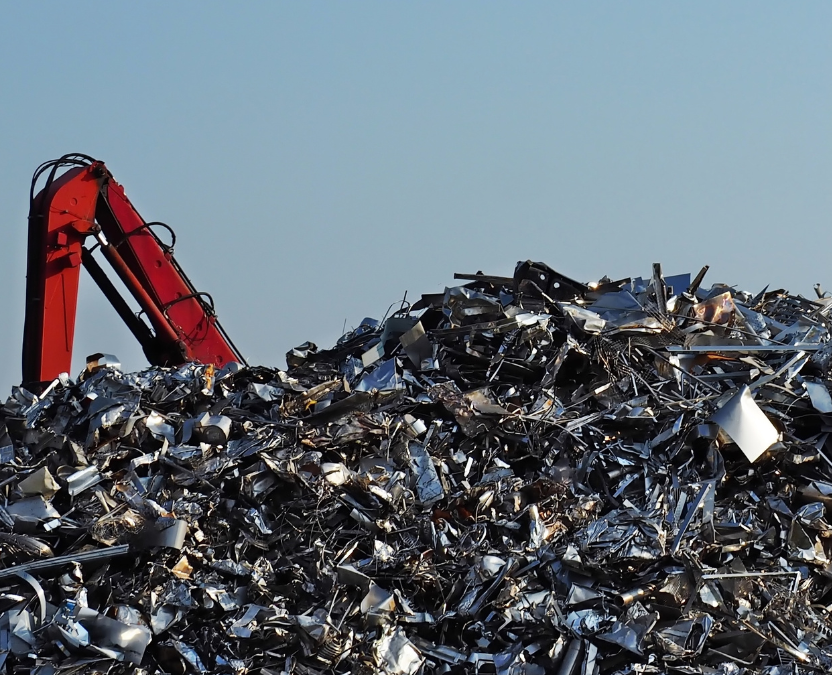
29 154 96 205
114 221 177 252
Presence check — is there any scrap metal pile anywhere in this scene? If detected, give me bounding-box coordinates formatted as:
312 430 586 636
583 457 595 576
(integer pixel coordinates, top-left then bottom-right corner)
4 260 832 675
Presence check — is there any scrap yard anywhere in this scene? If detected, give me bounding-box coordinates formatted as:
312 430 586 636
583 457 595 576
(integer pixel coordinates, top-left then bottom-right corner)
4 162 832 674
0 1 826 672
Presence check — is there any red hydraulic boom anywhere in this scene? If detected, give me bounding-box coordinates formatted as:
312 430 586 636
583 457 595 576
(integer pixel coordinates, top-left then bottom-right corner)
23 154 245 384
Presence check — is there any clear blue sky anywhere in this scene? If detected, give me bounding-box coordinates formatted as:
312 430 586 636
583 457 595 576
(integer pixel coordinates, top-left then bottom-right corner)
1 3 830 390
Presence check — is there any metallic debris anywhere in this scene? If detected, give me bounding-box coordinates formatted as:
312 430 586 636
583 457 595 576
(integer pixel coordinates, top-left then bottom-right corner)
2 259 832 674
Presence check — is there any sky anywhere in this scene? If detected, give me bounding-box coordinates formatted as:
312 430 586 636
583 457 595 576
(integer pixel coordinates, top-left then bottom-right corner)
0 3 830 391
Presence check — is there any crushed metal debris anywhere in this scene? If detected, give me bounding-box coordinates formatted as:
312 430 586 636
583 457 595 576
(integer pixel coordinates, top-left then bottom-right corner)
3 260 832 674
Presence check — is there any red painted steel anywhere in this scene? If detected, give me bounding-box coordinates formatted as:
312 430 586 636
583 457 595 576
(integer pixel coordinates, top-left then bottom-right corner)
23 166 99 382
23 158 243 383
98 174 240 367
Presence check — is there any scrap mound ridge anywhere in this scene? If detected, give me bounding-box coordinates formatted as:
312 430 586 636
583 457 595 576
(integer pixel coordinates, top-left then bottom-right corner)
3 260 832 675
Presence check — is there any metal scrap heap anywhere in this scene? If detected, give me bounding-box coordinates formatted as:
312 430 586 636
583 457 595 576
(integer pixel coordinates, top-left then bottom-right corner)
3 260 832 675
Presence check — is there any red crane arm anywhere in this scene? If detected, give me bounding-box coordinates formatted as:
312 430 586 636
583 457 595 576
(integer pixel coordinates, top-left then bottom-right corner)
23 154 245 384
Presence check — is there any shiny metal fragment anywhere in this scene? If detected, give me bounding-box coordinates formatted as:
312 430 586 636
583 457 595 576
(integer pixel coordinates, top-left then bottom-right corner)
711 385 780 462
0 544 130 579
